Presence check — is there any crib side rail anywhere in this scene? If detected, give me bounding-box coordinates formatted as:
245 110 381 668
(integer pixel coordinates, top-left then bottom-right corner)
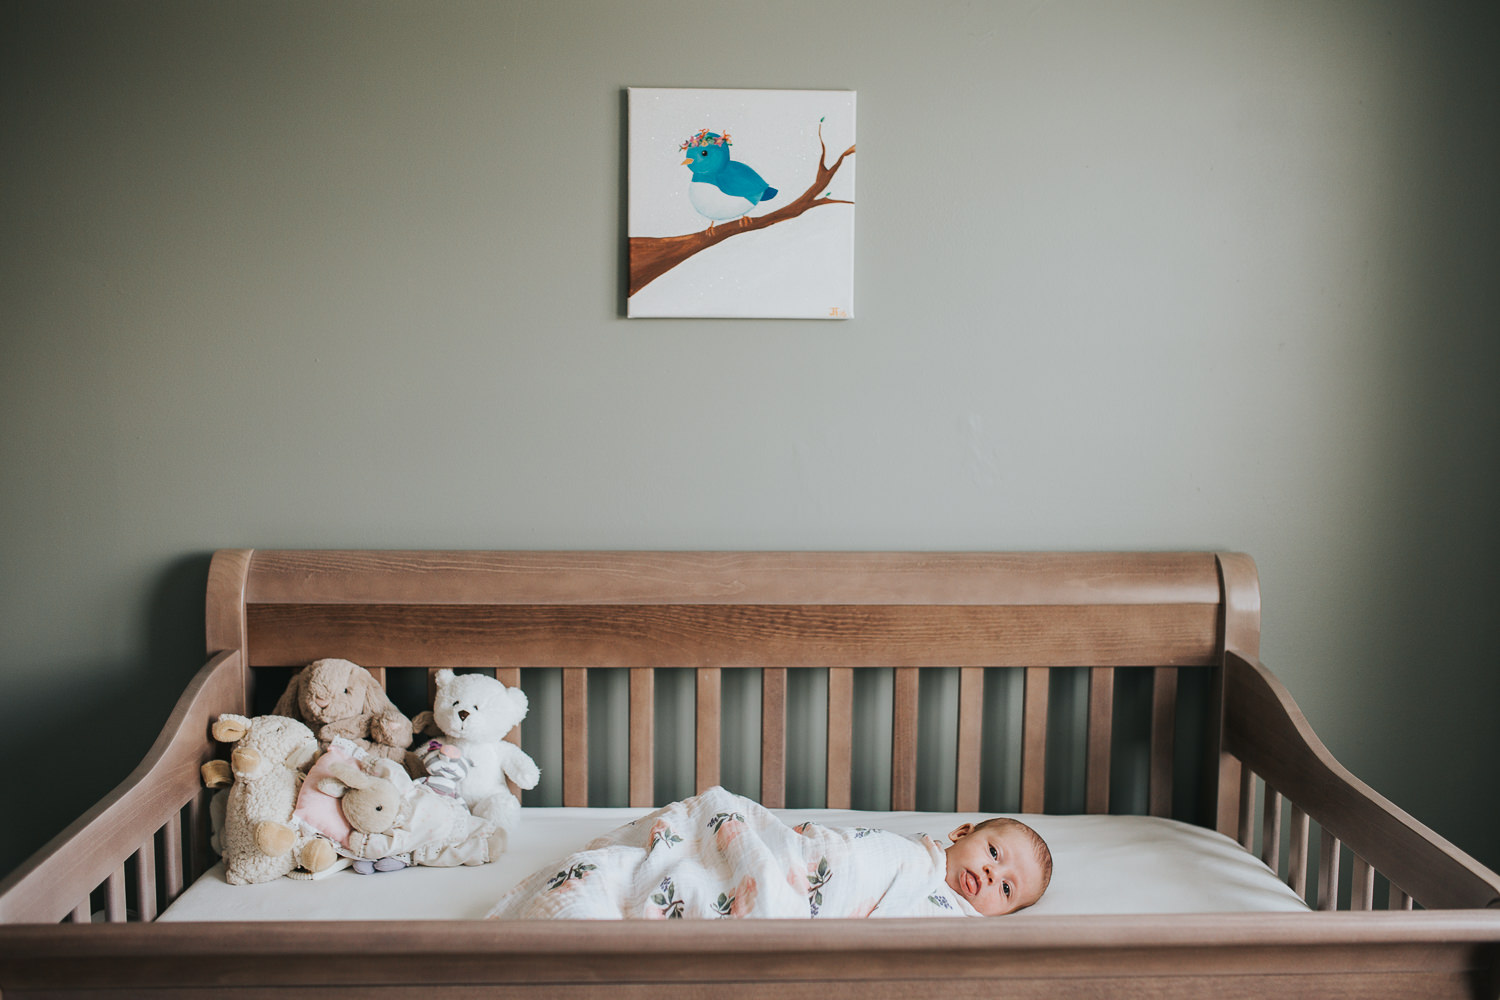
1222 650 1500 912
0 650 245 924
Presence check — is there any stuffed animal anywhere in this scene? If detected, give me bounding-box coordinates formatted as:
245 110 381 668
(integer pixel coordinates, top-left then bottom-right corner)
414 739 471 800
316 756 504 868
273 658 414 761
209 714 334 884
411 669 540 839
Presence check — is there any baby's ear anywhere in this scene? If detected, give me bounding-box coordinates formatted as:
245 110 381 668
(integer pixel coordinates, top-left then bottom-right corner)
948 823 974 842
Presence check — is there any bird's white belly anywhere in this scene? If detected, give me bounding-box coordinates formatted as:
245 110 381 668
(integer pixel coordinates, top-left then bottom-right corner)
689 181 754 221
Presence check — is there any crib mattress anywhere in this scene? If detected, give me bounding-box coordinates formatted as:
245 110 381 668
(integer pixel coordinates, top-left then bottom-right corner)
158 807 1309 921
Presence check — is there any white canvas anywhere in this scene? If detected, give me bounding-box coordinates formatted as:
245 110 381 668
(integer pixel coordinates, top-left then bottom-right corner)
627 88 856 319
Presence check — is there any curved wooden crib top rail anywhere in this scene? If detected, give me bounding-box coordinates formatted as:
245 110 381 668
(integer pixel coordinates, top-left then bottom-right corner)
207 549 1243 818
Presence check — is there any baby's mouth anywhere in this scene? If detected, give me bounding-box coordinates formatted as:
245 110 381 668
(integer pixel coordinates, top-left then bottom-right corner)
962 870 980 897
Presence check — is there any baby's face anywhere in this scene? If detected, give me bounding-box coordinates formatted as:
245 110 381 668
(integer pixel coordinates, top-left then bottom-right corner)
944 821 1046 916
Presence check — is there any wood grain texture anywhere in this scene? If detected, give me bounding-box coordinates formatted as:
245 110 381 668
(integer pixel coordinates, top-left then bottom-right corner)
562 669 588 807
1086 667 1114 814
162 815 183 904
206 549 253 655
695 668 721 793
2 913 1499 997
629 668 654 808
1215 552 1261 660
954 668 984 813
1319 830 1343 912
891 668 919 811
242 550 1225 607
1021 667 1048 814
1288 805 1311 900
134 840 157 923
1224 651 1500 910
1351 855 1376 911
827 668 853 809
1262 787 1283 873
1149 667 1177 818
760 668 787 809
1238 765 1256 850
244 602 1223 669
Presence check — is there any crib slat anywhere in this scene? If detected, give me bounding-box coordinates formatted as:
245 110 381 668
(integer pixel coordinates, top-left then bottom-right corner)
1237 766 1255 850
162 814 184 903
187 791 207 882
71 900 91 924
1149 667 1177 818
562 668 588 807
1318 828 1342 911
760 668 787 809
1261 786 1283 873
1287 804 1310 899
1351 854 1375 910
365 665 386 690
955 667 984 813
1020 667 1048 814
135 838 158 923
696 668 721 793
630 668 654 808
1389 884 1414 910
891 668 919 811
827 668 853 809
1215 754 1243 840
105 866 126 922
1085 667 1113 814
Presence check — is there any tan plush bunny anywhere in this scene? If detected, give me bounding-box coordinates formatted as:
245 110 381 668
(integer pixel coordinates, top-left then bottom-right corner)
273 658 414 761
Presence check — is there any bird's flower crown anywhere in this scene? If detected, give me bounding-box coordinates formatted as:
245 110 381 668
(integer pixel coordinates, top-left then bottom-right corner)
680 128 731 150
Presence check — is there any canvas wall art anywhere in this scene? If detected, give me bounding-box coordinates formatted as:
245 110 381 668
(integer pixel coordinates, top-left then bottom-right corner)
627 88 856 319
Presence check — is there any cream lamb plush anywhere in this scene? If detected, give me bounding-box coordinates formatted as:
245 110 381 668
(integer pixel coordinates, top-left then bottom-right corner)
412 670 540 842
273 657 414 761
209 714 330 885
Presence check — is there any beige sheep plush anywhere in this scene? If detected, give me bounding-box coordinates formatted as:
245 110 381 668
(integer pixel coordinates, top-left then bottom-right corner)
273 658 414 761
208 714 335 885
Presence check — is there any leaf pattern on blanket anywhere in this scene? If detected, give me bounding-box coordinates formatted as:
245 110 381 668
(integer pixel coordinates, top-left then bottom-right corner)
649 820 683 850
807 856 832 916
546 862 596 892
485 787 975 921
650 877 684 918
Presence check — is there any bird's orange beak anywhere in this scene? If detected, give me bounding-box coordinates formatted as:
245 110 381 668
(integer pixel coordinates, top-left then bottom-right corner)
681 158 693 166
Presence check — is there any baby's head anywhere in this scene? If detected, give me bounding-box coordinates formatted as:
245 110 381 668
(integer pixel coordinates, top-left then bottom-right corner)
944 817 1052 915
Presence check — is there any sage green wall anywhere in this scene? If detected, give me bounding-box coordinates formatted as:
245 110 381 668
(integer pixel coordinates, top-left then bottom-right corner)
3 1 1497 881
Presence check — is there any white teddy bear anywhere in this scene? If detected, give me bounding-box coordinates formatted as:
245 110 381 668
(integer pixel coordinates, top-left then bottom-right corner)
412 670 540 845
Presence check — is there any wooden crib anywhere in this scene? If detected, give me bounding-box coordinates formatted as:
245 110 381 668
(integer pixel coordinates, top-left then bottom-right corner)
1 549 1497 998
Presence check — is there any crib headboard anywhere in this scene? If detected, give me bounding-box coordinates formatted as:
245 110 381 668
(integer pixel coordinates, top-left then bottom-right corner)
207 550 1256 831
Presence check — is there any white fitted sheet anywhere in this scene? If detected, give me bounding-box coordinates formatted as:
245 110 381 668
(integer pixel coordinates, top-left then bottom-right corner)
158 807 1309 921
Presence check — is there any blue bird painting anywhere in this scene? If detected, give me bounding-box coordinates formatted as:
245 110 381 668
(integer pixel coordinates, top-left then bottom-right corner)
679 129 777 232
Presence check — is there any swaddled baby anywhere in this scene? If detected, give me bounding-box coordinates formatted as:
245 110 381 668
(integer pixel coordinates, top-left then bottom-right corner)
487 786 1050 920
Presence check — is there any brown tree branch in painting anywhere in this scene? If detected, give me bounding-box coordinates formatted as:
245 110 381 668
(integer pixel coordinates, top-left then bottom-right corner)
628 122 856 297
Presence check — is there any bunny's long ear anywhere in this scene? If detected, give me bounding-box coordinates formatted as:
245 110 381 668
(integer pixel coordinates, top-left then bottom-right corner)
358 667 397 714
272 669 305 717
319 761 373 797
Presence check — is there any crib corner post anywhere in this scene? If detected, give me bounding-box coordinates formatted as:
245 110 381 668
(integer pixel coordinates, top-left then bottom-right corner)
1204 553 1260 836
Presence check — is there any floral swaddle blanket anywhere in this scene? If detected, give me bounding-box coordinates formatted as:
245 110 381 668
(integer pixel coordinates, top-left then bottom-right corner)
486 786 977 920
